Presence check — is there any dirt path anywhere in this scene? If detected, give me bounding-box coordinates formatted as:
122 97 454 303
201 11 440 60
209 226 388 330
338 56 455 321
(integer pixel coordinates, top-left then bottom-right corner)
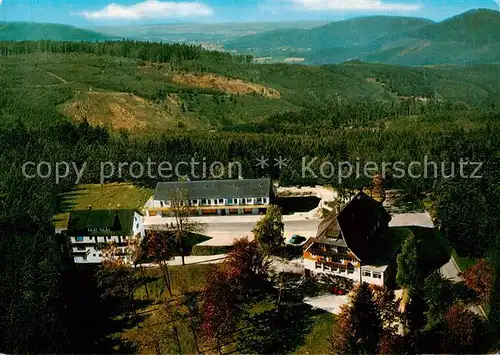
47 70 69 84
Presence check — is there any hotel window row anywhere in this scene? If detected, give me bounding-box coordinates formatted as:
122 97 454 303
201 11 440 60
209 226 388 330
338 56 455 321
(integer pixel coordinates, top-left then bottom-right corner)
159 197 269 207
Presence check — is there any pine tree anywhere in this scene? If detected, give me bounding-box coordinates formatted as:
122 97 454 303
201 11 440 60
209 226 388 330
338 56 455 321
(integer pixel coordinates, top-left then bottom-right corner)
331 283 383 354
396 232 421 291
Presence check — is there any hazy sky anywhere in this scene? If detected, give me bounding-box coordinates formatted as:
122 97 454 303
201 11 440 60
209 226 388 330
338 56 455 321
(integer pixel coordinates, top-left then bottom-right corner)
0 0 498 27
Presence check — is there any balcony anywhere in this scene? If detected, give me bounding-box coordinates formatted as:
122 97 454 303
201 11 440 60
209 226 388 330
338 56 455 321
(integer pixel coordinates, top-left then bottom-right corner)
72 248 90 256
308 248 353 259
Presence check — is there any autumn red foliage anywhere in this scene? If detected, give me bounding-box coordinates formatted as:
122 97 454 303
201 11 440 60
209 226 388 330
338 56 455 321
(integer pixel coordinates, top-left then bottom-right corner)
442 304 489 354
460 259 494 302
224 237 270 293
201 268 240 352
201 238 269 352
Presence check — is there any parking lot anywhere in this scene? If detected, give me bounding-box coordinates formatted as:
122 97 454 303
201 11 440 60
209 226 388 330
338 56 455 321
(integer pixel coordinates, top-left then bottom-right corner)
145 214 322 246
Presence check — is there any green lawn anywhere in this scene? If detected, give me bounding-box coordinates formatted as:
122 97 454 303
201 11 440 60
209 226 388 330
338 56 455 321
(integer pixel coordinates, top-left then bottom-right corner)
125 264 337 354
451 249 477 272
294 312 336 355
53 183 154 229
135 264 217 301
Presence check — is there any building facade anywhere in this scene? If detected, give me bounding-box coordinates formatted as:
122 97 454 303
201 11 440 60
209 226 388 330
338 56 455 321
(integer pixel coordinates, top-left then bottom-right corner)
144 178 273 218
303 191 392 287
67 209 145 264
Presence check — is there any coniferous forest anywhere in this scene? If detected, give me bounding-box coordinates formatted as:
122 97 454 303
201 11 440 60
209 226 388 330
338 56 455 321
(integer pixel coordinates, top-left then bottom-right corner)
0 40 499 353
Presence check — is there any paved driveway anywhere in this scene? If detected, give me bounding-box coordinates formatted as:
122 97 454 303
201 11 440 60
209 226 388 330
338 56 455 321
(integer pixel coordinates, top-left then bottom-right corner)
146 214 322 246
304 294 349 314
389 212 435 228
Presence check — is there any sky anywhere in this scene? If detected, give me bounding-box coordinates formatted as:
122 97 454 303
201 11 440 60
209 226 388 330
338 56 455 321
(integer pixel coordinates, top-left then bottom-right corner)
0 0 498 27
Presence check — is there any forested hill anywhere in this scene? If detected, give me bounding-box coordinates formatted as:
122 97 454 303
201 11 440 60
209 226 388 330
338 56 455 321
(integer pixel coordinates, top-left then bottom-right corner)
0 22 116 41
0 40 500 134
226 9 500 65
225 16 434 52
413 9 500 45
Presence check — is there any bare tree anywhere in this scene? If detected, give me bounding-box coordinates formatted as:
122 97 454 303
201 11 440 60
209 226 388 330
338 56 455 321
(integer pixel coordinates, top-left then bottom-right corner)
166 188 205 266
127 233 150 300
146 230 175 296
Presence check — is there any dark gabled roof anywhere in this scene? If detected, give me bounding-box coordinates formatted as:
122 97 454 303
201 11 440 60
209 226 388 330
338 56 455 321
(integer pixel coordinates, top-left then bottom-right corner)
337 191 391 262
317 209 342 239
313 191 391 262
67 209 138 236
154 178 271 201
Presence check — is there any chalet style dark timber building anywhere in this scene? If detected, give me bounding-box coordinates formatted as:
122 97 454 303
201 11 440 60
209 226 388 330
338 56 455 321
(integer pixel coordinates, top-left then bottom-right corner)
303 191 394 286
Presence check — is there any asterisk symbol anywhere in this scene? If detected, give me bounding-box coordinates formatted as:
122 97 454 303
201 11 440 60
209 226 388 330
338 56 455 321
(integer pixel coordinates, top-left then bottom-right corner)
274 156 288 169
255 156 269 169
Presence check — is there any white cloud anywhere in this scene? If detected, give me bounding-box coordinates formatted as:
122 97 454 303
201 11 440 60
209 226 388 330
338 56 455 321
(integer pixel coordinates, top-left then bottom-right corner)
292 0 421 12
80 0 214 20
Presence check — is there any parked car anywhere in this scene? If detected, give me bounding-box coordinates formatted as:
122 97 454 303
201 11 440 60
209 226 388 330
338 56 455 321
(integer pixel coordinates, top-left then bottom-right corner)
288 234 306 245
328 285 347 295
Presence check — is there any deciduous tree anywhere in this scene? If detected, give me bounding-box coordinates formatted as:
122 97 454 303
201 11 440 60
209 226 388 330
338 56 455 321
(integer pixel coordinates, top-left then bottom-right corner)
252 205 284 256
224 237 270 294
201 267 241 354
97 243 141 327
442 305 489 354
460 259 494 302
146 230 176 296
127 233 150 300
423 270 454 330
371 285 400 335
166 187 205 266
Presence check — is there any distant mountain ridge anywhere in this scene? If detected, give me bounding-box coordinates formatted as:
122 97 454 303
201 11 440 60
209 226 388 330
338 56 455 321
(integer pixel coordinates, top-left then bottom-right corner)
1 10 499 66
413 9 500 45
226 9 500 66
0 22 115 41
225 16 434 52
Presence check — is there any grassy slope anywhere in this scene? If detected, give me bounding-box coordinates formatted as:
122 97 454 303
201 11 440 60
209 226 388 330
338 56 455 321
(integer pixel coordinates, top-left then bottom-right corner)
124 265 335 354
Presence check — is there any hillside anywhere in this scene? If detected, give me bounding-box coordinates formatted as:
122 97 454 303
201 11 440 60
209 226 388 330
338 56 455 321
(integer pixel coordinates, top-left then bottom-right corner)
0 22 115 41
225 16 433 56
412 9 500 45
0 41 499 135
225 9 500 65
364 9 500 65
